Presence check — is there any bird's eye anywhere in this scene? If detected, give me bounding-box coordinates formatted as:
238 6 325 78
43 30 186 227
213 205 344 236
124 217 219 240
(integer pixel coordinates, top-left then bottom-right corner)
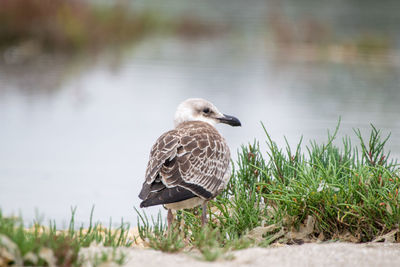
203 108 210 114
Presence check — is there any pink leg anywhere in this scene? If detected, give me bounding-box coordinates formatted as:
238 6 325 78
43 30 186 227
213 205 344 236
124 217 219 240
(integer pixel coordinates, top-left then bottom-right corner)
167 209 173 230
201 202 208 226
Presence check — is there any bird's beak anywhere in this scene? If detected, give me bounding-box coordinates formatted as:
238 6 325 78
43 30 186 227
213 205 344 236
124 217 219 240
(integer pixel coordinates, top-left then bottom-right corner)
217 114 241 127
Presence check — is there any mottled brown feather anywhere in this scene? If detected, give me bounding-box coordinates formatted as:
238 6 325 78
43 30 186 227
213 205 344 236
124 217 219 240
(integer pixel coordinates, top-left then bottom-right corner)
139 121 231 204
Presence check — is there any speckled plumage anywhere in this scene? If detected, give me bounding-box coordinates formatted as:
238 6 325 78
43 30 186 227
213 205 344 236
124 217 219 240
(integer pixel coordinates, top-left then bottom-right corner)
139 121 231 209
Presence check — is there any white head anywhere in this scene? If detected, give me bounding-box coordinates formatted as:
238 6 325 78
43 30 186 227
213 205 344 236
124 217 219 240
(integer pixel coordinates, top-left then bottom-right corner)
174 98 241 127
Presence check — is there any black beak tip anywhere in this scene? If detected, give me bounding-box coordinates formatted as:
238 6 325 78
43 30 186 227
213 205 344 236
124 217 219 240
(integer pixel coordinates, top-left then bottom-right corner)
231 118 241 127
220 114 241 127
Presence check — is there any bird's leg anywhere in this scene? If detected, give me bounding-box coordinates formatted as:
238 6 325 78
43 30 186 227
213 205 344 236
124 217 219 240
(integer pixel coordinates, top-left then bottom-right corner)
167 209 173 231
201 201 208 226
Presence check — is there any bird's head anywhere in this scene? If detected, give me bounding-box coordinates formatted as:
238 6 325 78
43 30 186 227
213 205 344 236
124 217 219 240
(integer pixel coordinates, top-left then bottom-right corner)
174 98 241 127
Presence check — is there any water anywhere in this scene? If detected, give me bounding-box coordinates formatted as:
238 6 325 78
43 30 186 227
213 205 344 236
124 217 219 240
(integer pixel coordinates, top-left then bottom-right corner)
1 0 400 227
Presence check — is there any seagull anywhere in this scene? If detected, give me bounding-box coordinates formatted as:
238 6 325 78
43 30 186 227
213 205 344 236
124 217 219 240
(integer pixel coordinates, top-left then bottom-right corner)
138 98 241 228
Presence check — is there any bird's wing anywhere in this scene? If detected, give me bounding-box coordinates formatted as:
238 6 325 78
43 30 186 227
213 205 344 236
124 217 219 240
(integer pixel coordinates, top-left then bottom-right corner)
160 124 231 199
139 123 231 207
144 129 180 184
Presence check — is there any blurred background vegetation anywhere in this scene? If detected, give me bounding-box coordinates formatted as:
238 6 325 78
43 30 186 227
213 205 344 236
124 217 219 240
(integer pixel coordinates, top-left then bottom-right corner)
0 0 225 54
0 0 397 58
0 0 150 52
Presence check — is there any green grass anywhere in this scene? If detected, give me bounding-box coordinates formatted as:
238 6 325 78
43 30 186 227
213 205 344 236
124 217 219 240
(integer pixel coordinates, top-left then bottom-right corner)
256 122 400 242
0 207 132 266
136 209 185 253
1 122 399 265
137 121 400 260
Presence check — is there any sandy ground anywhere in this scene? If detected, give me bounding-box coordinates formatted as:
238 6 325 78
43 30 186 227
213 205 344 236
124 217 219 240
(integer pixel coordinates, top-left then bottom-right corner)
81 242 400 267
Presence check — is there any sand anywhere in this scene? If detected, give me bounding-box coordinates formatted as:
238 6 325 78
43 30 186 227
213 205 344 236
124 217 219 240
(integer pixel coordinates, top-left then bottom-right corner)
80 242 400 267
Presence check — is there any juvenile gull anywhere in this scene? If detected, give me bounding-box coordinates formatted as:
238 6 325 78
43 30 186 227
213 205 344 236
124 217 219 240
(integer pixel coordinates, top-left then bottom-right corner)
138 98 241 227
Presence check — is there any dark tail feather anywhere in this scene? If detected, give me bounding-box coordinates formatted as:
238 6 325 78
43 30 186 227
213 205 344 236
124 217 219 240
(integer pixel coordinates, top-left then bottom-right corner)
138 181 150 200
140 186 196 208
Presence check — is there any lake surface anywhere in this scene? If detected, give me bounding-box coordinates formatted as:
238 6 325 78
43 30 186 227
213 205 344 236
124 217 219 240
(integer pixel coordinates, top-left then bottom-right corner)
1 0 400 227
